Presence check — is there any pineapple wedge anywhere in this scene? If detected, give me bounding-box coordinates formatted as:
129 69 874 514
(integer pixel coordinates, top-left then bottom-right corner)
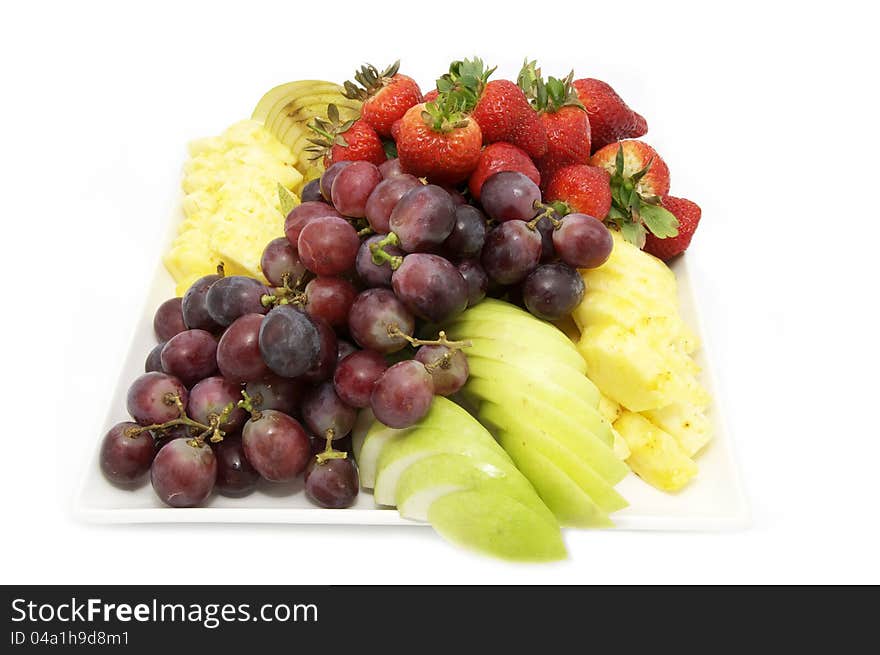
614 411 698 491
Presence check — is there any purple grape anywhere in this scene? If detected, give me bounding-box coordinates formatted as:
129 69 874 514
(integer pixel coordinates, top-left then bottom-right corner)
100 421 155 486
379 158 405 179
259 305 320 379
298 216 360 276
160 329 218 387
364 174 421 233
348 289 414 354
242 410 311 481
371 360 434 428
154 297 187 341
127 372 188 426
444 205 487 258
300 317 338 384
213 435 259 497
151 438 216 507
261 237 307 288
301 382 357 440
522 262 586 321
305 457 359 509
414 345 469 396
391 253 468 323
535 215 557 262
145 341 166 373
319 161 352 202
300 178 323 203
481 220 542 285
389 185 455 252
336 340 357 362
304 277 357 329
331 161 383 218
552 213 613 269
245 375 302 415
188 376 247 433
284 200 342 246
456 259 488 307
181 273 223 332
205 276 269 327
217 313 270 383
333 350 388 408
356 235 402 288
480 171 541 222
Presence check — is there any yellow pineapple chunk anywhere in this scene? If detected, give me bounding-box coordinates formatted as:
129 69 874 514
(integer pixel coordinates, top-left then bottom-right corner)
614 411 697 491
641 404 711 457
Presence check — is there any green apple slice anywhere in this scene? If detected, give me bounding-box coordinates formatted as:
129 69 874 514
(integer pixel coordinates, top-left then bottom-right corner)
357 422 413 490
478 403 628 514
351 408 374 464
252 80 342 122
494 430 612 528
428 489 567 562
266 88 347 135
373 426 516 506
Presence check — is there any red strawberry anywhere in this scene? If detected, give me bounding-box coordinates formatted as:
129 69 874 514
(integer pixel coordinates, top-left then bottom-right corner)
468 142 541 200
517 62 591 188
591 141 677 247
396 101 482 185
544 165 612 219
591 139 670 197
306 107 386 168
438 59 547 158
572 78 648 153
343 61 422 138
423 89 439 103
643 196 701 260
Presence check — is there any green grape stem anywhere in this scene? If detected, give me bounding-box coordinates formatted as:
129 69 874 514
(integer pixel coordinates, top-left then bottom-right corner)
316 429 348 464
370 232 403 270
123 393 220 448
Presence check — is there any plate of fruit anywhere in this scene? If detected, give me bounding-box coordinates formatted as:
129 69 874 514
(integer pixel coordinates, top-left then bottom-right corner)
77 59 748 562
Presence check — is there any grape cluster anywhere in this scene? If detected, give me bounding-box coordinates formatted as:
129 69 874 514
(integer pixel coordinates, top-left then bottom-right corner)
100 158 613 510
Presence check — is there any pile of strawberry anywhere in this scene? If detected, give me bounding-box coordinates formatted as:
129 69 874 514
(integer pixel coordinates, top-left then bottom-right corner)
312 58 701 261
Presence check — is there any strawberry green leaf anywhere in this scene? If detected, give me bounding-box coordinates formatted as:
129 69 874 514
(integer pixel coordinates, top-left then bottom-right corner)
614 144 625 178
278 184 298 217
383 139 398 160
639 203 680 239
620 220 647 248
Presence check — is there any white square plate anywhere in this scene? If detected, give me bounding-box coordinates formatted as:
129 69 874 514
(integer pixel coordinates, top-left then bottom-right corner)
75 185 748 531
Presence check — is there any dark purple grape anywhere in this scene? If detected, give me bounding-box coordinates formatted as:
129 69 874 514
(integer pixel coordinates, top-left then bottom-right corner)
348 288 414 354
160 329 218 387
444 186 467 206
298 216 360 276
100 421 155 485
261 237 307 288
414 345 469 396
389 185 455 252
242 410 311 481
552 213 613 269
304 277 357 329
145 341 166 373
127 372 188 425
305 457 359 509
181 273 223 332
319 161 352 201
444 205 487 258
301 382 357 440
391 253 468 323
151 438 216 507
154 297 187 341
300 317 338 384
205 276 269 327
535 215 557 262
480 171 541 222
333 350 388 408
330 161 383 218
379 158 405 179
522 262 586 321
481 220 542 285
188 376 247 432
371 360 434 429
245 375 302 415
456 259 488 307
259 305 320 378
336 340 357 362
217 313 270 383
284 200 342 245
364 174 421 233
213 435 259 497
300 178 323 203
356 235 402 288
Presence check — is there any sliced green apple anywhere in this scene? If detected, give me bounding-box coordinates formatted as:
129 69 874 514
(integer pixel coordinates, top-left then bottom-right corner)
357 421 413 490
428 490 567 562
252 80 342 122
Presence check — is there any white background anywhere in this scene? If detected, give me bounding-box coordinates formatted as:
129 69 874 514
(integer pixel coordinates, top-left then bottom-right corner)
2 0 878 584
